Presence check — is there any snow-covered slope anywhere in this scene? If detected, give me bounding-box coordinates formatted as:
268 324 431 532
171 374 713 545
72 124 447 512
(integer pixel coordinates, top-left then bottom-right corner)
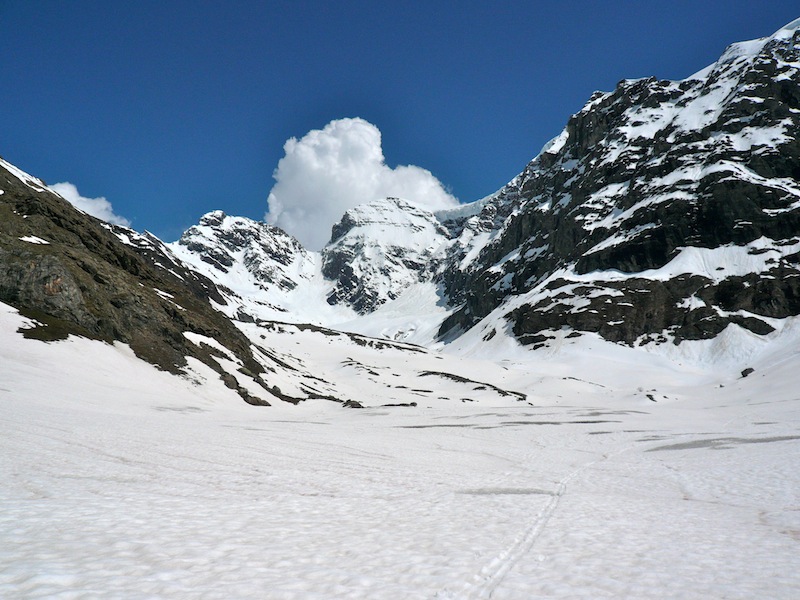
3 297 800 598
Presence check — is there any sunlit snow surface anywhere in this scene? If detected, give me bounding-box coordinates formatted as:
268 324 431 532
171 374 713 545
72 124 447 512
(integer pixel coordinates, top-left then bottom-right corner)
2 303 799 599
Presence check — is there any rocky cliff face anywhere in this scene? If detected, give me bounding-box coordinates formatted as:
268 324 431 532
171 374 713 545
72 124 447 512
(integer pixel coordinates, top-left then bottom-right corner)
438 19 800 347
0 159 274 404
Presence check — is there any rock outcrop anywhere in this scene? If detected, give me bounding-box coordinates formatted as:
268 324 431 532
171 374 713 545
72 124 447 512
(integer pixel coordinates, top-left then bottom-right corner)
438 19 800 347
0 159 273 404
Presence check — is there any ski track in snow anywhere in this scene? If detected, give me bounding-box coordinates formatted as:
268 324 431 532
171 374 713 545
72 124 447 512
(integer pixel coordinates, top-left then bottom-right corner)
449 468 570 600
449 443 634 600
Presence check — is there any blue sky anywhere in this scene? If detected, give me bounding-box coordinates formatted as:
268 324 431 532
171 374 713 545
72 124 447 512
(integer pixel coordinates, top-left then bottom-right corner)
2 1 799 243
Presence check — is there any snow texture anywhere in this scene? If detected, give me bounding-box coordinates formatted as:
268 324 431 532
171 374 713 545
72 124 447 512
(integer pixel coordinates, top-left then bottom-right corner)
1 301 799 599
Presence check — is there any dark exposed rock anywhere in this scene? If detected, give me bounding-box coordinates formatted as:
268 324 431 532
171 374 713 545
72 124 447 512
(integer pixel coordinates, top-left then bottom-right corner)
0 162 273 404
437 22 800 347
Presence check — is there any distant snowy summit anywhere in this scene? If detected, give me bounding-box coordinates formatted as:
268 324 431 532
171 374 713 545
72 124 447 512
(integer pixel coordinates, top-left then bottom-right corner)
321 198 452 312
172 210 312 295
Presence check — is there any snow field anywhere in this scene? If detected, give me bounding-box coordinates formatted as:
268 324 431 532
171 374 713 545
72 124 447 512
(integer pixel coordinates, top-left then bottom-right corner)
2 304 800 598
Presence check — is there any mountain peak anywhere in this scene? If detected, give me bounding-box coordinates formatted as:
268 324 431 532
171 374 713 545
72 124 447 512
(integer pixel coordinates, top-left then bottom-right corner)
199 210 227 227
322 196 452 313
329 196 439 243
437 20 800 350
170 209 310 300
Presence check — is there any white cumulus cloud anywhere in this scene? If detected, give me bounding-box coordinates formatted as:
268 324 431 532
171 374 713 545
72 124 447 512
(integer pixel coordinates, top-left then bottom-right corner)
266 118 458 250
50 182 131 227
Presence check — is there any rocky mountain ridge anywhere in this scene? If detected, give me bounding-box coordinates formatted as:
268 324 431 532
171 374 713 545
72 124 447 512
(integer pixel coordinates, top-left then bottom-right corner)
0 159 530 408
169 18 800 353
0 159 276 404
3 19 800 406
438 18 800 347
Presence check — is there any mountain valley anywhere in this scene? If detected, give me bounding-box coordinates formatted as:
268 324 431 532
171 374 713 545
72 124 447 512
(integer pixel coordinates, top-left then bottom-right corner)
2 18 800 599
